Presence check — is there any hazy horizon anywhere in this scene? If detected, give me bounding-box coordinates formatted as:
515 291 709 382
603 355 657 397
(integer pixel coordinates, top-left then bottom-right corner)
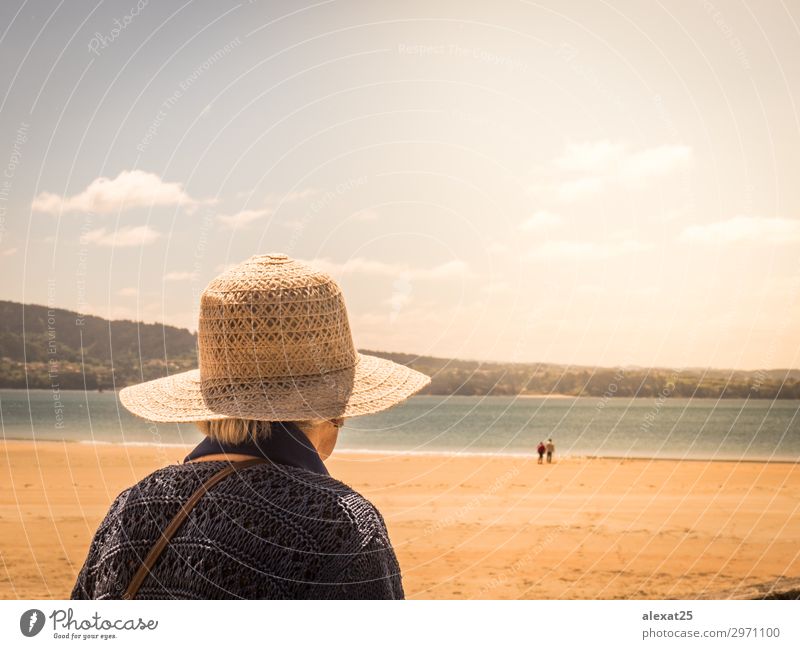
2 0 799 371
4 297 799 374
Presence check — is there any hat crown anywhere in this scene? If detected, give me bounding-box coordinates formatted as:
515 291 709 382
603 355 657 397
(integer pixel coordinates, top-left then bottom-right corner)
198 255 358 382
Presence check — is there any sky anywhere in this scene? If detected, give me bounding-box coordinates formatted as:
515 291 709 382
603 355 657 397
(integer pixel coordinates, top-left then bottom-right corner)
1 0 799 370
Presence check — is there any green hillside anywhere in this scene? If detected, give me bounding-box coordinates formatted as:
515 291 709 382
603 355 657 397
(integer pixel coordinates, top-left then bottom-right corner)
1 301 798 398
0 301 197 389
364 350 800 399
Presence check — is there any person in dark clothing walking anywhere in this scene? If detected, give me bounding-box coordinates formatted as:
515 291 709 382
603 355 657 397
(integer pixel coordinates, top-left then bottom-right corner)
537 441 546 464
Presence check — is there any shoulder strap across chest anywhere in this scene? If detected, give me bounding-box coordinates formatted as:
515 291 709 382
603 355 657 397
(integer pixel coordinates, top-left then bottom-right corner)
122 457 269 600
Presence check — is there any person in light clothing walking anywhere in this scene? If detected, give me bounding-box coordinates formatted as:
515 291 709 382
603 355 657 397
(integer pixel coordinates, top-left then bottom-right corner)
545 438 555 463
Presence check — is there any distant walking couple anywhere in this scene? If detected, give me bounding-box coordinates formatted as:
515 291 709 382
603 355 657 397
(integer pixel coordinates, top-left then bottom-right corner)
537 438 555 464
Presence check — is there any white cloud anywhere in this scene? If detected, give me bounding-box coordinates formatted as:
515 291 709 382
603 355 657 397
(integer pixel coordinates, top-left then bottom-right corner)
117 287 139 297
487 241 508 255
164 271 196 281
534 141 693 202
277 188 316 203
83 225 160 247
482 280 512 294
352 209 379 222
261 188 316 207
520 210 562 231
680 216 800 244
382 290 413 312
556 140 625 172
31 170 201 214
619 144 692 181
649 204 693 223
557 177 604 201
234 188 315 203
307 257 388 276
306 257 472 280
416 260 471 280
219 189 313 228
528 238 652 261
217 208 271 228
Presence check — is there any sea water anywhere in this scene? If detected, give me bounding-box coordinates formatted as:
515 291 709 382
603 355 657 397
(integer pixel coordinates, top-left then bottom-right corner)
1 390 798 461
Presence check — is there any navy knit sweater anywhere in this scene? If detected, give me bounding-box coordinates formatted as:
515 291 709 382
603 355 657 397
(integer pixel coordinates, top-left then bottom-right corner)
70 460 404 599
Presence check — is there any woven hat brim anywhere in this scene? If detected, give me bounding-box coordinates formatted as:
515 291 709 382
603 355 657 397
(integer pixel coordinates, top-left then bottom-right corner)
118 353 431 423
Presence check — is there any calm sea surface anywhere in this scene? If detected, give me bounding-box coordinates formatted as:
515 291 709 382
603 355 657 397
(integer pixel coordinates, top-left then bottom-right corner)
1 390 798 461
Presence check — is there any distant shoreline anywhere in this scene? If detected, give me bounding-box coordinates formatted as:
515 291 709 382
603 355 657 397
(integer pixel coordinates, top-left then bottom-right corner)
2 438 797 465
514 393 580 399
3 387 800 401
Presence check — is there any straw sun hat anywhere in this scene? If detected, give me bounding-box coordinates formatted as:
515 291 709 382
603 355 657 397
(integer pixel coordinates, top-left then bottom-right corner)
120 253 431 423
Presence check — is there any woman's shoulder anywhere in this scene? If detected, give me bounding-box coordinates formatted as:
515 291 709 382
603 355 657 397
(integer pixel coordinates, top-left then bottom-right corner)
75 461 399 599
124 461 388 535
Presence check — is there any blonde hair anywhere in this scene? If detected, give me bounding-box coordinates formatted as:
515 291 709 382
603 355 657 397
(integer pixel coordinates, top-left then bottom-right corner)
195 418 322 445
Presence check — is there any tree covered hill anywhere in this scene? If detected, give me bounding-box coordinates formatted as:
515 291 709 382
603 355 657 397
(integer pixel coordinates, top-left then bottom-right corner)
1 300 798 398
0 300 197 389
363 351 800 399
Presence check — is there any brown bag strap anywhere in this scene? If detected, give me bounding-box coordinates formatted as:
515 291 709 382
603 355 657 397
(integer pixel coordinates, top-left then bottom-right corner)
122 457 269 600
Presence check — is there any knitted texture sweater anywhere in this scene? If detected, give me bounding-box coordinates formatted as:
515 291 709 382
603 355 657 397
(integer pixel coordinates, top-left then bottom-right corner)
70 461 404 599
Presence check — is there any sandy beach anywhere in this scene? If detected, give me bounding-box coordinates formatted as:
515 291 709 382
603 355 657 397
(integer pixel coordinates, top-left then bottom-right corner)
1 439 797 599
